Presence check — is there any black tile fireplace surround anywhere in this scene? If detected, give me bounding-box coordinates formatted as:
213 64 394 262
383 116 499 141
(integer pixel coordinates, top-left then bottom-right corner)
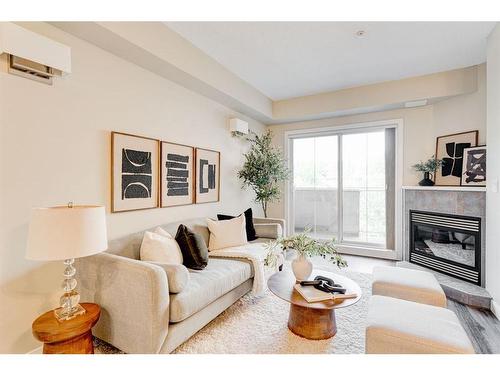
409 210 481 285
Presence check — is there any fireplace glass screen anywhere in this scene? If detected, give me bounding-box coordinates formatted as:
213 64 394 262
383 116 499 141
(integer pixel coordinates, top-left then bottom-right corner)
409 210 481 285
413 224 475 267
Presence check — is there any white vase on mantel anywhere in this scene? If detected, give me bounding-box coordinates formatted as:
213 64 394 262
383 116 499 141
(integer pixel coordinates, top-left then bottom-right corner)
292 253 313 281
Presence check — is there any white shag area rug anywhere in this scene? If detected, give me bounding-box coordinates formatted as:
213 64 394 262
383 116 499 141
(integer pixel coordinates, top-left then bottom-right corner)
95 267 371 354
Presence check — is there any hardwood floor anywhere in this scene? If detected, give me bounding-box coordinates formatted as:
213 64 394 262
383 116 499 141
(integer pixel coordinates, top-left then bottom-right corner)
324 254 500 354
448 300 500 354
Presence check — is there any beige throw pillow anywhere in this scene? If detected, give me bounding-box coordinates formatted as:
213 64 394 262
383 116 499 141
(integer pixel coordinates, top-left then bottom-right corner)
140 230 183 264
154 226 172 238
207 215 248 251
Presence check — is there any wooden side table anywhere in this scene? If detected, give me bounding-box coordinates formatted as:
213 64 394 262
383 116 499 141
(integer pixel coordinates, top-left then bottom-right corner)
32 303 101 354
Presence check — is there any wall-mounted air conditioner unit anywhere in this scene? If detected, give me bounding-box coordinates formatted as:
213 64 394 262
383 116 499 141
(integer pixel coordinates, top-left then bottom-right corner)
229 118 249 137
0 23 71 85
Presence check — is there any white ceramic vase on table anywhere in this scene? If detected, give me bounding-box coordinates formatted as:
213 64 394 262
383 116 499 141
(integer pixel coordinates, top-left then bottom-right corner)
292 253 313 281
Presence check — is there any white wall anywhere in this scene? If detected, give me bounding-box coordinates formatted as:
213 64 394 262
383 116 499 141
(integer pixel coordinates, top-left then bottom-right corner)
51 22 274 122
486 24 500 317
0 22 265 353
267 64 486 219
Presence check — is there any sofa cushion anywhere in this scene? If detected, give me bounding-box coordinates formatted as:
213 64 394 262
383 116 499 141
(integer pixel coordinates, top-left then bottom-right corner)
366 295 474 354
140 230 183 265
217 208 257 241
154 226 173 239
249 237 274 244
169 258 253 322
372 266 447 307
254 223 282 239
106 218 210 260
175 224 209 270
162 218 210 245
145 261 190 294
207 215 248 251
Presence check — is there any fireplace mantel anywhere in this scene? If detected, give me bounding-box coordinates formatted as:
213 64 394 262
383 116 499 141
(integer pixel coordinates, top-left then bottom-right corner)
402 186 486 192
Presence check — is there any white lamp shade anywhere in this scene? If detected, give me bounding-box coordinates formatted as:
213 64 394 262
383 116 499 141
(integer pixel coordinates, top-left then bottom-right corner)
26 205 108 261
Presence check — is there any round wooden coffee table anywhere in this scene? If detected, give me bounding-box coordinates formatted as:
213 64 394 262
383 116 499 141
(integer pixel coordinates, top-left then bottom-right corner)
268 270 361 340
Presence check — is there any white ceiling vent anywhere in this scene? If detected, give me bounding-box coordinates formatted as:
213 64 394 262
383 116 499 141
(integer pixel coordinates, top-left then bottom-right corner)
404 99 428 108
0 23 71 85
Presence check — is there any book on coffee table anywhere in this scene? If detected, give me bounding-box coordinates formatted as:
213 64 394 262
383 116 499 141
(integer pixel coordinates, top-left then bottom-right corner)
294 284 358 303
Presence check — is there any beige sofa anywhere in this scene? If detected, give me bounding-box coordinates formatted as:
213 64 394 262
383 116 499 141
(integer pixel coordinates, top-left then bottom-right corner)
76 216 284 354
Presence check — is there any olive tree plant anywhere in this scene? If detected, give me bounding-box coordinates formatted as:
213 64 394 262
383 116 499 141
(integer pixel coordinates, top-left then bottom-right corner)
238 130 290 218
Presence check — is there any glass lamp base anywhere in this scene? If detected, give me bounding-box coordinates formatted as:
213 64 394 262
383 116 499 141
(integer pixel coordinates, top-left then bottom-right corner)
54 303 86 322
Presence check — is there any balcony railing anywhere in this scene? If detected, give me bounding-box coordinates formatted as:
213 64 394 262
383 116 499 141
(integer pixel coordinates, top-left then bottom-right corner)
293 186 386 244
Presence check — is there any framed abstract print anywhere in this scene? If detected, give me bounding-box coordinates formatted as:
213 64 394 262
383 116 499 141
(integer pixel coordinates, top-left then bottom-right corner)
434 130 478 186
461 146 486 186
160 142 195 207
195 148 220 204
111 132 159 212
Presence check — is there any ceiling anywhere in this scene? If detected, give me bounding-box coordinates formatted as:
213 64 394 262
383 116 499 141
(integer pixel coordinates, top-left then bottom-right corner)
166 22 495 100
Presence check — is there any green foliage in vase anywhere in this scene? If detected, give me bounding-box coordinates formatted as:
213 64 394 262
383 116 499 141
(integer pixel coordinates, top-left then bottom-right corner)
412 156 444 173
238 130 290 217
264 228 348 269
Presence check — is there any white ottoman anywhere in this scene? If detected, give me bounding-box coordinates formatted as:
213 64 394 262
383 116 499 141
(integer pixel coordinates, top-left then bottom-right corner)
366 295 475 354
372 266 447 307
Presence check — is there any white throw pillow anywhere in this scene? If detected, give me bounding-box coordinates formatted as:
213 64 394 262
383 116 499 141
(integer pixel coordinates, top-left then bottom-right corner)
207 215 248 251
140 231 183 264
154 226 173 238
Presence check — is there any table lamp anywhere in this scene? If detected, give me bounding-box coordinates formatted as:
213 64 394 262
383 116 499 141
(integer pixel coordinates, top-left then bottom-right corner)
26 203 108 322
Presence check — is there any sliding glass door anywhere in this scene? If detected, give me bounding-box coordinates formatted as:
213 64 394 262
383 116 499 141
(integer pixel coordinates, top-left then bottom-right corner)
289 124 397 254
293 135 338 239
342 131 386 246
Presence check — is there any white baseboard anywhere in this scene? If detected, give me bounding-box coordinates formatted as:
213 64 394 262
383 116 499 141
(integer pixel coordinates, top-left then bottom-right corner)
491 299 500 319
27 346 42 354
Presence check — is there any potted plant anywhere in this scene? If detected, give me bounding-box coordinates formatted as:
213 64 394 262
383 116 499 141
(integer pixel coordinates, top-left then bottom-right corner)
238 130 290 218
412 156 444 186
265 229 347 281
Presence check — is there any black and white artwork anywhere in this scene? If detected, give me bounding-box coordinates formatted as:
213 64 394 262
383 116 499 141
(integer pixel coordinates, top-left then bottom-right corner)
121 149 152 199
195 148 220 203
161 142 194 207
461 146 486 186
112 132 159 212
435 131 478 186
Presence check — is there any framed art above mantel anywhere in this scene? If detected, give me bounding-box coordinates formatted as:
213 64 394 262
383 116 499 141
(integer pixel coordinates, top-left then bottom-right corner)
461 146 486 187
434 130 478 186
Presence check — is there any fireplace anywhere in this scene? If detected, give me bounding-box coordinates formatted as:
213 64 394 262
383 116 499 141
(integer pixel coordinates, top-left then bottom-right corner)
409 210 481 285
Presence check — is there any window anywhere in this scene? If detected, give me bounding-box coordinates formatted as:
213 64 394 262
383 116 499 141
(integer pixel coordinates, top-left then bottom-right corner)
287 121 399 254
